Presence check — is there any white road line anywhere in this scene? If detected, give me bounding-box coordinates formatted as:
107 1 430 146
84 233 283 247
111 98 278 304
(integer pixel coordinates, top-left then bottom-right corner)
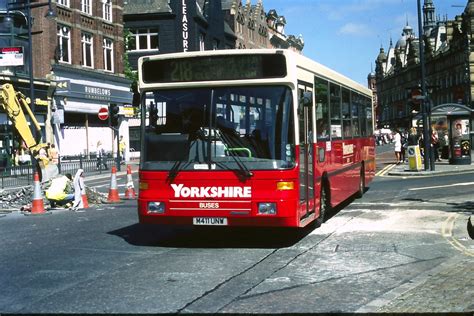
409 182 474 191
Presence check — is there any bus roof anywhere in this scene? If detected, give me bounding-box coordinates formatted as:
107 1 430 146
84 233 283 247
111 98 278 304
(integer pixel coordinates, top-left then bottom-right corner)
138 49 371 97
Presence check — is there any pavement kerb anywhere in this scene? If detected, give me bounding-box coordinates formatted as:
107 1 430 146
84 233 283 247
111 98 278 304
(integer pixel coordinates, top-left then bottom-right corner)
387 162 474 176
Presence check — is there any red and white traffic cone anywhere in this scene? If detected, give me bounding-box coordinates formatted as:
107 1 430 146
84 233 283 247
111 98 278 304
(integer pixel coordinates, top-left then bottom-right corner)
107 166 121 203
81 174 89 208
30 172 46 214
124 165 136 199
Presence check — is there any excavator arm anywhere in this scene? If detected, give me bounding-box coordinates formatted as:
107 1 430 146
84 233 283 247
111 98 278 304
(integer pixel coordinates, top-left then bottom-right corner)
0 83 58 181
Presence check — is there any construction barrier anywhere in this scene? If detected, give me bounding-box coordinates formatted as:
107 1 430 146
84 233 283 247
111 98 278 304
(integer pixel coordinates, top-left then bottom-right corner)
107 166 121 203
124 165 137 199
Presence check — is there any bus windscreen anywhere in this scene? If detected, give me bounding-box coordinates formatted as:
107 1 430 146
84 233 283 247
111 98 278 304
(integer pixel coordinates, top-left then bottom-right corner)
141 54 287 83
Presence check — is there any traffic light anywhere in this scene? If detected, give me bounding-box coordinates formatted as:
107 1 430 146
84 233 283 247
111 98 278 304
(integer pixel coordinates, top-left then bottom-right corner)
109 104 120 127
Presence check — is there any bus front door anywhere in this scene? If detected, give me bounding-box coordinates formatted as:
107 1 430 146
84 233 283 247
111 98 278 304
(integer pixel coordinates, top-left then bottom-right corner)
298 85 315 222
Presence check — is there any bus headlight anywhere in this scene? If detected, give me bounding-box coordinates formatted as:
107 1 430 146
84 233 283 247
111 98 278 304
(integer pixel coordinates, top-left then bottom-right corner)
258 202 277 215
148 202 165 214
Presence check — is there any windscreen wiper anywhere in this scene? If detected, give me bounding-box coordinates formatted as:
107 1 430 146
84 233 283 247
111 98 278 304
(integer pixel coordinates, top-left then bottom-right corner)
167 160 190 182
215 128 253 179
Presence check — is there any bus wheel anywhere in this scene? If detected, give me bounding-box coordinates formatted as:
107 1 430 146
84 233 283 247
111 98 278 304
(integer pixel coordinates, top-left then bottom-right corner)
355 168 365 198
316 184 330 225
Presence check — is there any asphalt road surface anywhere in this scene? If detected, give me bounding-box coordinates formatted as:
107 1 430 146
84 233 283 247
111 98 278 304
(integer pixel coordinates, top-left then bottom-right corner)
0 148 472 313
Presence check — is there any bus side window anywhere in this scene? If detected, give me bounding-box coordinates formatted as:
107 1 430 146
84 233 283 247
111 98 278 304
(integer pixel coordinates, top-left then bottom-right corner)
315 76 329 141
330 83 342 139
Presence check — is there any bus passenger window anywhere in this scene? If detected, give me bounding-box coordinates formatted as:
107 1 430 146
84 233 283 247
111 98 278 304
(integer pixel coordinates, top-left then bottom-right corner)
315 77 330 141
330 83 341 138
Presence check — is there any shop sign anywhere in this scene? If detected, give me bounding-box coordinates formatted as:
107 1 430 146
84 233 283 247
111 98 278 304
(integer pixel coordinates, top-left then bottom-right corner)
181 0 189 51
0 47 24 66
119 105 135 117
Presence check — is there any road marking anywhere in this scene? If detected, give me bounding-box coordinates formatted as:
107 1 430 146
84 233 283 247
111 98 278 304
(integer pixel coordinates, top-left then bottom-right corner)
409 182 474 191
441 213 474 257
375 163 396 176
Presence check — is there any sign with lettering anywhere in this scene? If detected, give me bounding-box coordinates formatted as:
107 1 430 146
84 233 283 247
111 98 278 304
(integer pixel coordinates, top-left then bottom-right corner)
171 184 251 198
0 47 24 66
181 0 189 51
142 54 287 83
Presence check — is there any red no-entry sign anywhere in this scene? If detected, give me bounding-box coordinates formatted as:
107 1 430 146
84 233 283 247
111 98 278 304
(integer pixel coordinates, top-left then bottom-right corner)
98 107 109 121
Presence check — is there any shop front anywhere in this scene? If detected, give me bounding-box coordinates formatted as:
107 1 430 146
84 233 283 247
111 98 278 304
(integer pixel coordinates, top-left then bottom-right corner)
51 66 132 158
428 104 472 165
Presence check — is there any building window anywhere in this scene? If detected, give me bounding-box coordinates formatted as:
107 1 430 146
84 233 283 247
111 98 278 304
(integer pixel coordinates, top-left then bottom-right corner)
81 0 92 15
57 0 70 7
81 32 94 68
127 29 159 51
103 0 112 22
199 33 205 51
56 25 71 63
103 38 114 72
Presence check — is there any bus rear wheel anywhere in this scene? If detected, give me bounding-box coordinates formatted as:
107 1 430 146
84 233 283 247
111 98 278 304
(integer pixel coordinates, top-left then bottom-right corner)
355 168 365 198
316 184 330 226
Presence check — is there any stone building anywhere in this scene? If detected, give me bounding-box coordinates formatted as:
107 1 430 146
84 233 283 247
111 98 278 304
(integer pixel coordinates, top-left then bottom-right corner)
123 0 304 71
372 0 474 132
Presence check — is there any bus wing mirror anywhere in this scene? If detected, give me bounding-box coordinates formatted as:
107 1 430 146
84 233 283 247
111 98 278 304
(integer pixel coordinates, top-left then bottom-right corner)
301 91 312 107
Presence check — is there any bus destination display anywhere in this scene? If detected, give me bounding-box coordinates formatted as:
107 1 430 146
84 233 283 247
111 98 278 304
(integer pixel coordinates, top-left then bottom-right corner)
142 54 286 83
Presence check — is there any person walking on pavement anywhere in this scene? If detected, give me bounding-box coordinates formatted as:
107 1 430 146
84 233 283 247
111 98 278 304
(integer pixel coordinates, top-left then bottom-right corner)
119 136 126 164
393 129 402 164
431 129 441 162
408 127 419 146
96 141 108 170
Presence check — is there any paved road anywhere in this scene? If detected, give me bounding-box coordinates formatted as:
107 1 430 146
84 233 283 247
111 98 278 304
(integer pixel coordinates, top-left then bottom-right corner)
0 147 472 313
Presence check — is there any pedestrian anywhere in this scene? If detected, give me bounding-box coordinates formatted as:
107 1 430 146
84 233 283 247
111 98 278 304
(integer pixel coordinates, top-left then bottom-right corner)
408 127 419 146
49 144 59 165
431 129 441 162
45 173 74 208
96 141 108 170
441 131 449 159
393 129 402 164
119 136 126 164
13 149 20 167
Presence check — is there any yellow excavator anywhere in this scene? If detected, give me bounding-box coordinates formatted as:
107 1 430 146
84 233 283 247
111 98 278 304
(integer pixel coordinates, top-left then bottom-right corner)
0 83 59 181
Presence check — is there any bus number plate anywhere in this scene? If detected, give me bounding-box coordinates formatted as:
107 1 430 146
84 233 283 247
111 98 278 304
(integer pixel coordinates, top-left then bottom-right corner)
193 217 228 226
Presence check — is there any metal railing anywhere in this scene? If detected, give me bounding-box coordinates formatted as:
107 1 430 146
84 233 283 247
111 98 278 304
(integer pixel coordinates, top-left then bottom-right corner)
0 156 116 189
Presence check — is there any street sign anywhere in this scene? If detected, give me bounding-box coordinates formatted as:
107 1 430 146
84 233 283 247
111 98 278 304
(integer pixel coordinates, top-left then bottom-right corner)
98 107 109 121
0 47 24 66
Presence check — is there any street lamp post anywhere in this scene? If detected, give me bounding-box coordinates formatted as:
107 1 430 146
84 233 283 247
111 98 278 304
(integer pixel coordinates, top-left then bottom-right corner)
6 0 56 143
416 0 433 171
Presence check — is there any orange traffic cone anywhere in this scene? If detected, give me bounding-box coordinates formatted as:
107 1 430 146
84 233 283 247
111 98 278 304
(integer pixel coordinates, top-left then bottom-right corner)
124 165 137 199
30 172 46 214
107 166 121 203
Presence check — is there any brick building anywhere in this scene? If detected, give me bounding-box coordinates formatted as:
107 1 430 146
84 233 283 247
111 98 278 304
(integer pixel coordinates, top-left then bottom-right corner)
0 0 132 158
